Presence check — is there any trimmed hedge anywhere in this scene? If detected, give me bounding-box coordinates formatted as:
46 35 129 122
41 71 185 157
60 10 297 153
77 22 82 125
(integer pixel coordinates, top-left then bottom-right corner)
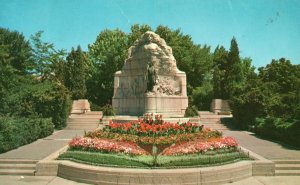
0 116 54 153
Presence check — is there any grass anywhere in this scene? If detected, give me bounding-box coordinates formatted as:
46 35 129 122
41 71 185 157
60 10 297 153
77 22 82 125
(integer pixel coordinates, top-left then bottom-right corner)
57 149 251 169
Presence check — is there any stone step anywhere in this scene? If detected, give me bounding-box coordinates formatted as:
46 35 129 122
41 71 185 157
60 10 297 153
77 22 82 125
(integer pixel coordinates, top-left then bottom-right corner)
0 159 37 164
0 163 36 170
67 121 99 124
276 164 300 170
0 169 35 176
274 160 300 164
198 111 214 115
68 118 100 122
275 170 300 176
200 119 221 122
68 123 99 125
66 125 98 130
69 114 102 118
85 111 103 115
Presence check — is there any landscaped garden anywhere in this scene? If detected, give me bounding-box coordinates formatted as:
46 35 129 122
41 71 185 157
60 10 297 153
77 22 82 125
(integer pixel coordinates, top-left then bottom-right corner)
58 114 250 168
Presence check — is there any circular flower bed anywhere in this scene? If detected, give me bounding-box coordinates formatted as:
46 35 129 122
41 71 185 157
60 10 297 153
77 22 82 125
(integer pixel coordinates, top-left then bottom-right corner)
62 114 248 168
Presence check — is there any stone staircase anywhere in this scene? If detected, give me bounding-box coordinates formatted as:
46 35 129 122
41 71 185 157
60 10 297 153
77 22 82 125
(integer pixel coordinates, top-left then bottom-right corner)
66 111 102 131
274 160 300 176
0 159 37 176
198 111 229 131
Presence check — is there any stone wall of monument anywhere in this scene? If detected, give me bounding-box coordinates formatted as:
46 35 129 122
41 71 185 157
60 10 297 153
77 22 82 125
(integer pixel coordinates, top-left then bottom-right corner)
112 31 188 116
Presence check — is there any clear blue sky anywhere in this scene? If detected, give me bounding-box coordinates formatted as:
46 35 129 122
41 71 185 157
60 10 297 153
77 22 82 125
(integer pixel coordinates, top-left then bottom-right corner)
1 0 300 68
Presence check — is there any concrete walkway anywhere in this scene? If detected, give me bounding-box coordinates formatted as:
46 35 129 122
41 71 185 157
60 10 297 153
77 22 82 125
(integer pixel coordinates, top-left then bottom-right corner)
0 130 84 160
223 130 300 160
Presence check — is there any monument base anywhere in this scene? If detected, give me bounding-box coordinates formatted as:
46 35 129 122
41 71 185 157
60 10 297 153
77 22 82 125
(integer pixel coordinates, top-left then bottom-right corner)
112 95 188 117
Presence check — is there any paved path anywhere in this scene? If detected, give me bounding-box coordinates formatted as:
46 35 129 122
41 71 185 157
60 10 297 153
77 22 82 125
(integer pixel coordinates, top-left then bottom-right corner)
0 130 84 160
223 130 300 160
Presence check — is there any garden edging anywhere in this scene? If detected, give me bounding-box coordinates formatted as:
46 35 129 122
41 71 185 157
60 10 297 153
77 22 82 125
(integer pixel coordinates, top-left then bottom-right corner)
35 145 275 184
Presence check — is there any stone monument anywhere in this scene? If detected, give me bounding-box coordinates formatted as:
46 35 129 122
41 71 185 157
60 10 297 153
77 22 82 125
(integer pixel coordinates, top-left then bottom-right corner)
112 31 188 116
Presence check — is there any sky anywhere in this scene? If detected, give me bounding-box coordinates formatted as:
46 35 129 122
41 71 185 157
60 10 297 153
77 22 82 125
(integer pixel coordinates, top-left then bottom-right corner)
1 0 300 68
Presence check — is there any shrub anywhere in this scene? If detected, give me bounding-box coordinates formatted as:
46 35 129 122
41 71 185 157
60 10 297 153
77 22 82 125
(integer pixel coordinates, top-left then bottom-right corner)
101 104 115 116
184 105 199 117
1 80 71 129
255 117 300 147
0 116 54 153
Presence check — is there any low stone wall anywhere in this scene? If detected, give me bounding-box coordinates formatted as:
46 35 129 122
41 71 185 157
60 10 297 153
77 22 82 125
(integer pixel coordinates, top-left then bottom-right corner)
36 145 275 184
57 160 252 185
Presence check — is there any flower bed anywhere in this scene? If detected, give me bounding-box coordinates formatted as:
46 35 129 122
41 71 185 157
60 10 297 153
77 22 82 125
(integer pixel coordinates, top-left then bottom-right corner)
85 128 222 145
69 137 149 155
161 137 238 156
61 114 248 168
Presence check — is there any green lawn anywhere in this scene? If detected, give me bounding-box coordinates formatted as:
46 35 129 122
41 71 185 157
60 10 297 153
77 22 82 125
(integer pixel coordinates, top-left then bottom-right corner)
57 149 251 169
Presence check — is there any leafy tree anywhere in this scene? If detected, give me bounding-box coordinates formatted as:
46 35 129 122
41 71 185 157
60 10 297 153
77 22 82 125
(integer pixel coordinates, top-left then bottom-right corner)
88 29 128 106
0 28 34 74
257 58 300 119
128 24 152 46
191 74 214 110
30 31 66 80
155 25 212 94
64 46 91 99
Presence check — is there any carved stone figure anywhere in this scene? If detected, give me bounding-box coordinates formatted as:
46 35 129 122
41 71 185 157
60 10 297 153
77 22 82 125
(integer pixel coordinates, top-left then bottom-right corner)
112 31 188 116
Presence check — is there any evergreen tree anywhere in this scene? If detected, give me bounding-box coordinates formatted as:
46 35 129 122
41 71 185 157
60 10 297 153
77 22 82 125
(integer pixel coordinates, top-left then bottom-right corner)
65 46 90 99
212 46 228 98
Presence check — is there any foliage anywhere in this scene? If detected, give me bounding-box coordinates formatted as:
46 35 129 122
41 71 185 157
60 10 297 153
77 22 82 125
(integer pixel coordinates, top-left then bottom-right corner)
255 117 300 147
88 29 128 106
0 27 34 74
64 46 91 99
30 31 66 80
1 80 71 129
191 78 214 110
184 105 199 117
155 25 213 94
101 104 116 116
0 116 53 153
128 24 152 45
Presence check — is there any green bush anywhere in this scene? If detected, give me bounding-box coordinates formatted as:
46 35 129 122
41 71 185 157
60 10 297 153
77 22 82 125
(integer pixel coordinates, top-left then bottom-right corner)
101 104 115 116
1 80 71 129
255 117 300 148
0 116 54 153
184 105 198 117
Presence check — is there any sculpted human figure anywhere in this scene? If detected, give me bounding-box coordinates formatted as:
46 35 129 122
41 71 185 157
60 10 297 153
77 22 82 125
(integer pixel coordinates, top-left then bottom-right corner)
146 62 158 92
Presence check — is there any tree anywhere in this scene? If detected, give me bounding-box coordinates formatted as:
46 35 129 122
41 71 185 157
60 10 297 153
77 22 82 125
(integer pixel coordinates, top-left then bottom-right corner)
128 24 152 46
30 31 66 80
64 46 91 99
155 25 213 95
88 29 128 106
0 28 34 74
212 46 228 98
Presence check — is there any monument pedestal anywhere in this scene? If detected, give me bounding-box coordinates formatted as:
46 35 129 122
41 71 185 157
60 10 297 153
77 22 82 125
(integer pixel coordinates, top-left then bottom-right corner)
113 94 188 117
